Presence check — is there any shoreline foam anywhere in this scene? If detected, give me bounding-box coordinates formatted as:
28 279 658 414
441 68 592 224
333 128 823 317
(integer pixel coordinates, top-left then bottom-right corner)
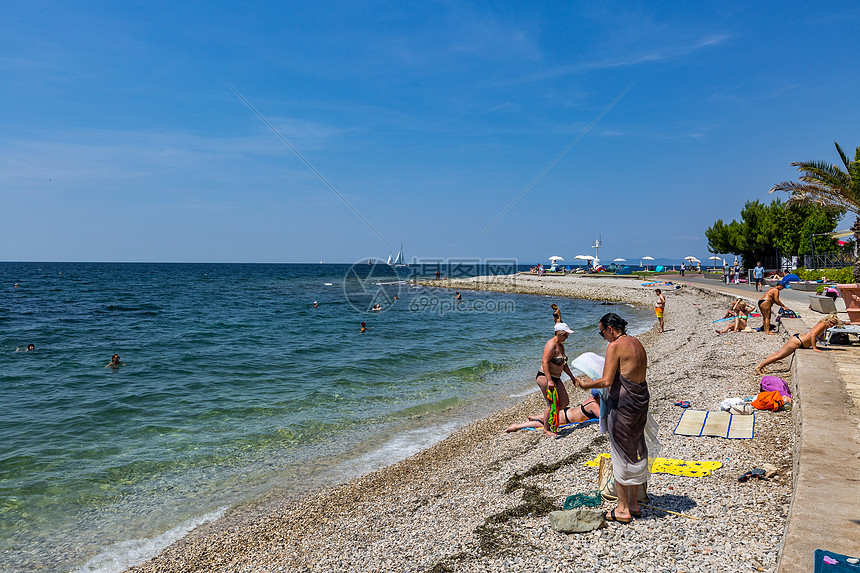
129 275 794 572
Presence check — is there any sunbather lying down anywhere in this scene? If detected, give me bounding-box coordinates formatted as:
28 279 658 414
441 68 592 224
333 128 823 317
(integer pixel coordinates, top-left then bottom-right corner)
506 391 600 432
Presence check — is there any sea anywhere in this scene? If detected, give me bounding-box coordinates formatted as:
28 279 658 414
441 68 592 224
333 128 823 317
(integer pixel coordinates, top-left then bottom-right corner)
0 262 653 572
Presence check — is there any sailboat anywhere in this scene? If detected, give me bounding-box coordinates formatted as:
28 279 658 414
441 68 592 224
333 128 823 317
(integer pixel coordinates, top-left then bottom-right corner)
386 253 392 265
392 244 408 267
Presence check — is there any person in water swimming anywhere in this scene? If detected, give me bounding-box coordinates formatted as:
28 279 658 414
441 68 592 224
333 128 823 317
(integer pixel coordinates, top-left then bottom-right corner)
360 322 366 333
106 354 124 368
505 392 600 432
755 313 840 374
535 322 577 437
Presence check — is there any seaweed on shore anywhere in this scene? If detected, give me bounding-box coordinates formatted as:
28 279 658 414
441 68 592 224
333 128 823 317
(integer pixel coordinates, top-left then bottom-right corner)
428 434 610 570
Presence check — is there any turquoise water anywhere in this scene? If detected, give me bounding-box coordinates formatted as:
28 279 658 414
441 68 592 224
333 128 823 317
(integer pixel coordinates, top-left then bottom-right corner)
0 262 652 572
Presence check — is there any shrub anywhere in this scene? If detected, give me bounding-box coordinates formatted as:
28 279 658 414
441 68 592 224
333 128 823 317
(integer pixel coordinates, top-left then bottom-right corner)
795 267 854 283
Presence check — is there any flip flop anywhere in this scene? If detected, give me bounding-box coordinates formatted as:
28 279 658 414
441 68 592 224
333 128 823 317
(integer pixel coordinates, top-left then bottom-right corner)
674 401 691 408
605 509 631 524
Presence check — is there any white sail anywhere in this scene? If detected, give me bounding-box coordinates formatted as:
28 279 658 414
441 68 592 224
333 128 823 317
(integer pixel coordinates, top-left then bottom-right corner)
386 253 392 265
393 244 404 265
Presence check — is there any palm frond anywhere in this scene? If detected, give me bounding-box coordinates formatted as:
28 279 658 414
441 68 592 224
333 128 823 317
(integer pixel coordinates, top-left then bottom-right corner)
835 142 850 171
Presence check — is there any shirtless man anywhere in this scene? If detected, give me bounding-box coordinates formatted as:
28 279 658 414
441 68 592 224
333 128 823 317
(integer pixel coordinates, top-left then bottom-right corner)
655 289 666 332
758 284 788 334
576 313 650 523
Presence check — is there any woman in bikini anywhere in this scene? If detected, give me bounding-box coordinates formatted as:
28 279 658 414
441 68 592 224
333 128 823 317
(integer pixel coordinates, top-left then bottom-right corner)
755 313 841 374
535 322 578 437
505 392 600 432
716 299 754 334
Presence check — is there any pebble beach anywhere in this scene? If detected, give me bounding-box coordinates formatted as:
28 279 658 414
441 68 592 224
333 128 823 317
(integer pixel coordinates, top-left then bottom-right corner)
129 274 793 573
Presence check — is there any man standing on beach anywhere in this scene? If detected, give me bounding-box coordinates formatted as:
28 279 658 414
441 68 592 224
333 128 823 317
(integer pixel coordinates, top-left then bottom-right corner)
753 262 764 292
679 262 685 277
758 283 789 334
575 313 653 523
654 289 666 333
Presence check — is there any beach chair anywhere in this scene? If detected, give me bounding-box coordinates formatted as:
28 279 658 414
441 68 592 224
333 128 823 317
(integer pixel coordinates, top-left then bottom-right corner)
823 325 860 345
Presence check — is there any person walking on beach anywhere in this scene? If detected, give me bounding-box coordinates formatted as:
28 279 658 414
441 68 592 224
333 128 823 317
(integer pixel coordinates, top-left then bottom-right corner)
535 323 577 438
654 289 666 333
753 262 764 292
679 262 685 277
733 263 740 284
758 284 789 334
755 313 841 374
575 313 651 523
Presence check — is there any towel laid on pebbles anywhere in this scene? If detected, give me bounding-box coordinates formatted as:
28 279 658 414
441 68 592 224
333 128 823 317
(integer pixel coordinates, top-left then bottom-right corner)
584 453 722 477
674 409 755 439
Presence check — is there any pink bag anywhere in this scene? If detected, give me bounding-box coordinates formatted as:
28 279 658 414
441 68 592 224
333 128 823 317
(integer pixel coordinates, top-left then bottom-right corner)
761 376 792 399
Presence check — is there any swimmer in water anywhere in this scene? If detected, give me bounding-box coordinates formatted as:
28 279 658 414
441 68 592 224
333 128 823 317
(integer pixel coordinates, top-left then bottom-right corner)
313 301 318 308
106 354 124 368
360 322 366 333
26 344 35 351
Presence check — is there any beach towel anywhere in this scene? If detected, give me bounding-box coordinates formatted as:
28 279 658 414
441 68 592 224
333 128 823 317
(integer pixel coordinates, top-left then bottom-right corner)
751 391 784 411
546 386 559 432
761 376 792 399
584 453 722 477
522 418 598 432
673 409 755 439
814 549 860 572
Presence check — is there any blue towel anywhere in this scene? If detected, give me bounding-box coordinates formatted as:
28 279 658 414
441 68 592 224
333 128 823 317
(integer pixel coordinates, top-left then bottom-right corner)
814 549 860 573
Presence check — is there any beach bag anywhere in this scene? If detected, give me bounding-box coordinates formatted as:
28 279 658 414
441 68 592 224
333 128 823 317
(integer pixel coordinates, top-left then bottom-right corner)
751 391 784 412
760 376 792 399
830 332 851 345
778 308 800 319
597 456 647 502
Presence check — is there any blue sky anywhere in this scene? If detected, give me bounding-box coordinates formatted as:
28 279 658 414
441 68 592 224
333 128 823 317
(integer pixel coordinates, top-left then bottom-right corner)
2 1 859 264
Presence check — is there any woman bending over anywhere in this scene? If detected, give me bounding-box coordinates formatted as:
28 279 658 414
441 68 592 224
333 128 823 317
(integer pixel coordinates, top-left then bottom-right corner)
755 313 841 374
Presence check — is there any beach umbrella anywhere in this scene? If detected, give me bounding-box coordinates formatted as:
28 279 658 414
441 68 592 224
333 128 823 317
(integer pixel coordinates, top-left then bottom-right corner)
641 255 654 269
549 256 564 262
683 256 700 263
574 254 595 260
612 258 627 262
708 255 722 270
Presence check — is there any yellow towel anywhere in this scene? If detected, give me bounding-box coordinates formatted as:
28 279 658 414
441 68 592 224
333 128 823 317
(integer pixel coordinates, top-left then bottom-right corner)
584 453 722 477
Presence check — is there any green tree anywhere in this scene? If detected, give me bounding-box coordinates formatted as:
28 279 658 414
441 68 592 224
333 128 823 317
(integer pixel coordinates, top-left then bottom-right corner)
771 142 860 281
705 199 841 265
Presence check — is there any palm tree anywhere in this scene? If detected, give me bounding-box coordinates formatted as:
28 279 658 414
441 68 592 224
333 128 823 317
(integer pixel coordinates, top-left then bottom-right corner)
771 142 860 281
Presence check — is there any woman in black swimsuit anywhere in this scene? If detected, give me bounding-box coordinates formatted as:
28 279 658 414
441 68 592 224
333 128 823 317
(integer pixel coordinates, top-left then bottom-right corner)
535 322 578 437
755 313 840 374
505 393 600 432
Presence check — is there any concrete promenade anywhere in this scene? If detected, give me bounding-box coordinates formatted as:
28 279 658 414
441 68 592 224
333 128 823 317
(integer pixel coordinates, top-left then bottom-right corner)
670 273 860 571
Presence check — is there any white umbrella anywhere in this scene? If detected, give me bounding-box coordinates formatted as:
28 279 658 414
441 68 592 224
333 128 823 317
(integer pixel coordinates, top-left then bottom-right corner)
549 256 564 262
574 254 595 261
612 258 627 263
642 256 655 261
708 256 722 261
684 256 700 263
